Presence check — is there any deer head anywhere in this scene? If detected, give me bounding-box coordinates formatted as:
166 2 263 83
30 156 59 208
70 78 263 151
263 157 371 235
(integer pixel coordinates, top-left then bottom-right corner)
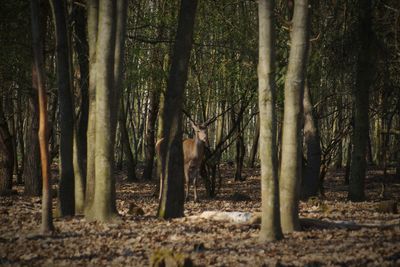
190 121 209 147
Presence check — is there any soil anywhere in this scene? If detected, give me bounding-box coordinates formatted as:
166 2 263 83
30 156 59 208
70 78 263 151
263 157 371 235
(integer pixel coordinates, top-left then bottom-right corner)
1 166 399 266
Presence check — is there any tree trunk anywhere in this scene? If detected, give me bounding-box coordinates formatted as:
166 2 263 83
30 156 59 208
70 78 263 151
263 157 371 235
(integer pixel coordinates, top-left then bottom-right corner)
24 71 42 196
248 116 260 168
301 84 321 200
85 0 127 222
258 0 283 242
279 0 310 233
158 0 198 219
50 0 75 216
31 0 54 233
72 0 89 214
0 101 14 195
119 99 136 182
16 90 24 185
348 1 375 202
84 0 99 216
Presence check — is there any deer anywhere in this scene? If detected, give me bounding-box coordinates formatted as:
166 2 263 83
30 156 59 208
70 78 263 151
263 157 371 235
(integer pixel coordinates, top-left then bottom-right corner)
156 119 211 202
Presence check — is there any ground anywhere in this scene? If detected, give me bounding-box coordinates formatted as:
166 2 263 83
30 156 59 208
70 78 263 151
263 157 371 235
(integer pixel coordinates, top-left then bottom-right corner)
1 166 399 266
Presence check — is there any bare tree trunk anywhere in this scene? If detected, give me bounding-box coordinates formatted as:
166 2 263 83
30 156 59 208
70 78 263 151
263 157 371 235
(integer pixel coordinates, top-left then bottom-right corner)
72 0 89 214
119 99 136 182
348 1 375 202
249 116 260 168
84 0 99 216
50 0 75 216
85 0 127 222
31 0 54 233
301 84 321 200
279 0 310 233
0 101 14 195
258 0 283 242
158 0 198 219
16 90 24 185
24 72 42 196
142 87 160 181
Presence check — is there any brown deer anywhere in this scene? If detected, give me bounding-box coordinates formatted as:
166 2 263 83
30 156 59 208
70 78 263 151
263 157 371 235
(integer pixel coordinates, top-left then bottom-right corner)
156 120 210 202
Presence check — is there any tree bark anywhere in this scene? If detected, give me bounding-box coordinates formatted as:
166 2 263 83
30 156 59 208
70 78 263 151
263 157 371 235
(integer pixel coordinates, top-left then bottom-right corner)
84 0 99 216
279 0 310 233
31 0 54 233
258 0 283 242
24 70 42 196
301 84 321 200
50 0 75 216
158 0 198 219
348 1 375 202
249 116 260 168
0 101 14 195
85 0 127 222
72 0 89 214
119 98 136 182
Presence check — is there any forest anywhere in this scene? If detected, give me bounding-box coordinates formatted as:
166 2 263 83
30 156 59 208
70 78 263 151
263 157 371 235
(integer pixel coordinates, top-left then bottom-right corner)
0 0 399 266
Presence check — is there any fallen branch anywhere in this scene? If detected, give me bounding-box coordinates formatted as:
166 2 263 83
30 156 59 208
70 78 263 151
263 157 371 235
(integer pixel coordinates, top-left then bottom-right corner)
187 211 400 230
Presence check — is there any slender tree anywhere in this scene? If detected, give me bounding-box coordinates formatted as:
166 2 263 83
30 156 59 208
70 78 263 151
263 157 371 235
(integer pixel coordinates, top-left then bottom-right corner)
0 101 14 195
118 98 136 182
85 0 127 222
258 0 283 242
72 0 89 214
348 1 376 202
84 0 99 216
158 0 198 219
31 0 54 233
301 84 321 199
49 0 75 216
279 0 310 233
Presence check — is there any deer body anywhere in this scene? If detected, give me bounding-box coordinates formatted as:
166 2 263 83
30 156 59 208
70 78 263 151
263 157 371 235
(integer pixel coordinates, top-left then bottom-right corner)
156 122 208 202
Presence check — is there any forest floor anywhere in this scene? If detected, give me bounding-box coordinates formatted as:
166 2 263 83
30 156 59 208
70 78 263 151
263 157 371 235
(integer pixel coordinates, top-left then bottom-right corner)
1 166 400 266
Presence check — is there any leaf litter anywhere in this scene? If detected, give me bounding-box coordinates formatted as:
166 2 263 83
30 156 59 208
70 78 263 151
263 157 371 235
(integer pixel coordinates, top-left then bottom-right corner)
0 166 399 266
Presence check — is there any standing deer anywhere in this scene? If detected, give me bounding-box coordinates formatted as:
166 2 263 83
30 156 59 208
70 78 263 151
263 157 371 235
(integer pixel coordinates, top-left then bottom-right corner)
156 120 210 202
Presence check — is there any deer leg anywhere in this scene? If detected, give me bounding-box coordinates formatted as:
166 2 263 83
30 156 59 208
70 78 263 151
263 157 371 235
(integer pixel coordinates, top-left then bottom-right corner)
184 164 190 202
193 169 198 202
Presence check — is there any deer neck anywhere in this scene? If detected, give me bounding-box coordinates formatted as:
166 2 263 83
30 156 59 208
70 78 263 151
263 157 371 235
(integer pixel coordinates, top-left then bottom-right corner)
193 136 205 158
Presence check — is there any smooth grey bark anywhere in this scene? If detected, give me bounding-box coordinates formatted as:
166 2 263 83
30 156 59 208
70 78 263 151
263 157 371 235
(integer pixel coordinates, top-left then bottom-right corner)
158 0 198 219
279 0 310 233
50 0 75 216
31 0 54 233
84 0 98 216
258 0 283 242
348 1 375 202
86 0 119 222
301 84 321 200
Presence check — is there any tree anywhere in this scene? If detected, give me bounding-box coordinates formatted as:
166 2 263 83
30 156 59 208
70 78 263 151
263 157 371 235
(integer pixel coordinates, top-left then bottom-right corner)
0 101 14 195
31 0 54 233
84 0 99 216
279 0 310 233
158 0 198 219
72 0 90 215
24 3 48 197
348 1 376 202
257 0 283 242
49 0 75 216
85 0 127 222
301 84 321 200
